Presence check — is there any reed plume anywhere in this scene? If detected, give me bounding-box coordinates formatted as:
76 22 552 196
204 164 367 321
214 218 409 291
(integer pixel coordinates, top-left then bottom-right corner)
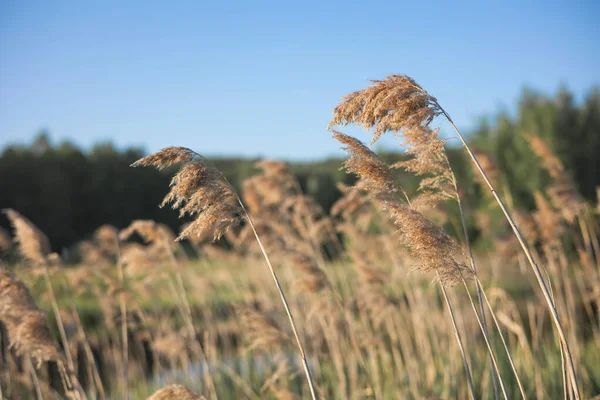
120 219 178 262
235 305 292 352
133 147 243 242
526 134 584 223
532 191 564 247
328 74 441 143
0 269 60 367
147 384 206 400
3 209 52 265
94 224 120 258
3 208 84 398
471 149 501 190
334 131 469 285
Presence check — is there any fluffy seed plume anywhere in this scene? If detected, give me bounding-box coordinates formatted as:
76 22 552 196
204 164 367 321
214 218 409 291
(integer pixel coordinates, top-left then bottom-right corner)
119 220 173 246
132 147 242 241
290 253 331 294
329 76 456 205
532 192 564 246
235 305 292 352
0 269 61 366
333 130 399 196
471 149 500 190
146 384 205 400
328 74 441 143
3 209 52 265
334 132 469 285
94 224 119 255
525 135 566 179
392 125 455 203
526 134 584 223
388 203 470 285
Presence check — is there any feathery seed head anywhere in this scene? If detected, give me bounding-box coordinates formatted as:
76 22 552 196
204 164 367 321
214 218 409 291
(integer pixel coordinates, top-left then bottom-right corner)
79 240 112 265
525 135 565 179
13 309 61 366
147 384 205 400
532 192 564 245
290 253 330 294
388 203 471 285
132 146 197 169
0 269 61 367
132 147 243 242
335 133 469 285
120 220 162 242
3 209 51 265
333 131 399 196
235 305 291 352
393 127 448 173
94 224 119 255
328 74 442 143
255 159 291 176
526 134 584 223
330 74 457 210
471 149 500 190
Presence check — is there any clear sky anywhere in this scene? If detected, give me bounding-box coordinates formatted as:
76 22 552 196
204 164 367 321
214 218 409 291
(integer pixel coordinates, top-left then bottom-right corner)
1 1 598 160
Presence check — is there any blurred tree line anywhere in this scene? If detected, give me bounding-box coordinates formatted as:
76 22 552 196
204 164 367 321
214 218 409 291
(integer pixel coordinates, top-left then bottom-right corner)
1 85 598 252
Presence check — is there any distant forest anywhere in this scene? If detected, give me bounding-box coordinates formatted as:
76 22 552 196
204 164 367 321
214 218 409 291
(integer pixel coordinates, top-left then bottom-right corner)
1 85 599 252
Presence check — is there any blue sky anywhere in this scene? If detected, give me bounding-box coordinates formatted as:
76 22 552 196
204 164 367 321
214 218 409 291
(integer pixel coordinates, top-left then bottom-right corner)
1 1 598 160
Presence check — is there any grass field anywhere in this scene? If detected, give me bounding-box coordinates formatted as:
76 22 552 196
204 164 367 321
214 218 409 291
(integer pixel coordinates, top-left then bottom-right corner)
1 74 599 399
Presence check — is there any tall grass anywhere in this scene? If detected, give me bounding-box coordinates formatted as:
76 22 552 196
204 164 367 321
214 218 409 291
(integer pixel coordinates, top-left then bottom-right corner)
0 73 598 399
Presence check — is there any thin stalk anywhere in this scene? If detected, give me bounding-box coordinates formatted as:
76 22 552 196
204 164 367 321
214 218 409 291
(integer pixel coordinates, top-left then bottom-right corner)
560 344 568 400
461 280 508 399
233 193 319 400
451 173 500 399
165 276 218 399
69 301 107 400
41 266 84 400
28 357 43 400
57 359 78 399
115 241 128 400
475 276 527 399
220 365 262 400
160 237 218 399
437 106 581 399
61 277 106 400
438 281 476 400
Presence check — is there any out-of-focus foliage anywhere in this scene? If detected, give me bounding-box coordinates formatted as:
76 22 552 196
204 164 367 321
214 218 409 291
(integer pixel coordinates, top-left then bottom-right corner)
469 86 600 209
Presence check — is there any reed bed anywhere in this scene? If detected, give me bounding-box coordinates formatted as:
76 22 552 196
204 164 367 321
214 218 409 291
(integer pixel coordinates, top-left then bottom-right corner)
0 74 599 399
